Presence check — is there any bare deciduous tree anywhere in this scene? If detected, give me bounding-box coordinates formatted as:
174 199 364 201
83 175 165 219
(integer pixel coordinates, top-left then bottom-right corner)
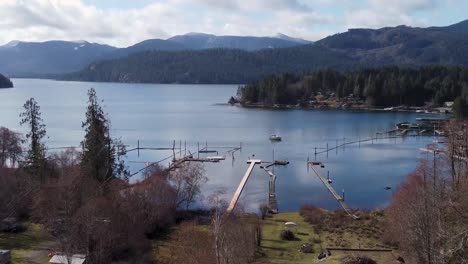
169 162 208 210
208 190 260 264
386 120 468 264
0 127 23 168
163 221 216 264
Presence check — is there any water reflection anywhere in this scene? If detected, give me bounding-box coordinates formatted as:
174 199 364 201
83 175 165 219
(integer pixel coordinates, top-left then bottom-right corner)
0 79 441 212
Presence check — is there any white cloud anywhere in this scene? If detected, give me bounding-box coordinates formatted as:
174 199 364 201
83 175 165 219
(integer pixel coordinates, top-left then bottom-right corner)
344 0 435 29
0 0 449 47
369 0 436 13
0 0 338 46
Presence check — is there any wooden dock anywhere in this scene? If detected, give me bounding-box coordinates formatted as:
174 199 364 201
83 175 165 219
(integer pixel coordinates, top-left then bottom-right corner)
308 162 359 219
226 160 262 213
261 166 278 213
261 160 289 213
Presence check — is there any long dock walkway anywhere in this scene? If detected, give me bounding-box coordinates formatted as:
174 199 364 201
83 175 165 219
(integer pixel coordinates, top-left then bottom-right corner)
226 160 262 213
261 160 289 213
261 166 278 213
308 162 359 219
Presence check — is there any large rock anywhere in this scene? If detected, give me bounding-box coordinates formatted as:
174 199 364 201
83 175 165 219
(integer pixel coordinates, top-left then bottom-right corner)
0 217 25 233
0 250 11 264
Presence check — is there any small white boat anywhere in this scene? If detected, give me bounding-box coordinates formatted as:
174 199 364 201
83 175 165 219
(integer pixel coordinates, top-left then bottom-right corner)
269 134 282 141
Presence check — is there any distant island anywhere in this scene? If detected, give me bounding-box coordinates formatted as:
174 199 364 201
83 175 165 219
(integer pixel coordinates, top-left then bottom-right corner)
232 66 468 118
0 73 13 88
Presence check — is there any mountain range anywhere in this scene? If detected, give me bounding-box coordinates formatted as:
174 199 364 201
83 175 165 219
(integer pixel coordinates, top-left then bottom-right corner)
0 33 310 76
2 20 468 84
61 20 468 84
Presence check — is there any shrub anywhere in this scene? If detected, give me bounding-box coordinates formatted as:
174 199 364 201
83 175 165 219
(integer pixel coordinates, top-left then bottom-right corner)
299 205 326 225
300 243 314 253
312 237 322 244
280 229 296 241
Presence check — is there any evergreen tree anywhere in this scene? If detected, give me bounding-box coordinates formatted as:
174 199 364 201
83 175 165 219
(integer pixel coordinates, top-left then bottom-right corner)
238 66 468 108
453 96 468 119
81 88 128 184
19 98 47 182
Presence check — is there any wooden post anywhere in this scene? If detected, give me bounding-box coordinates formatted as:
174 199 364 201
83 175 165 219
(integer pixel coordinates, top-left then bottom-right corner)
137 140 140 158
326 143 329 159
184 140 186 156
342 189 345 201
197 142 200 159
336 139 338 154
179 140 182 157
172 140 176 161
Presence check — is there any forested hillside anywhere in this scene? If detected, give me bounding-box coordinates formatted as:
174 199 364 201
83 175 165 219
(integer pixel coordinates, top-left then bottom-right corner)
62 46 351 84
0 41 116 76
0 34 308 77
238 66 468 108
0 73 13 88
316 23 468 66
167 32 310 50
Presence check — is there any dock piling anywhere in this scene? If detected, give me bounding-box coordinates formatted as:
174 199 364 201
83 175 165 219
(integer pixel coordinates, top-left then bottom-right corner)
336 139 338 154
326 143 329 159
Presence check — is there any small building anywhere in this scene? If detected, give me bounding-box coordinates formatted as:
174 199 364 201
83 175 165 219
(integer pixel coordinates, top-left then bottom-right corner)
444 101 454 107
49 254 86 264
0 250 11 264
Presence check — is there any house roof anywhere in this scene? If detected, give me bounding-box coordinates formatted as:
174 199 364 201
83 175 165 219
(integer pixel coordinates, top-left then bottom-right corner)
49 254 86 264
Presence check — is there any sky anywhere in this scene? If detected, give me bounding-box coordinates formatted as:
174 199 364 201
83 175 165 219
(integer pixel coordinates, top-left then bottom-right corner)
0 0 467 47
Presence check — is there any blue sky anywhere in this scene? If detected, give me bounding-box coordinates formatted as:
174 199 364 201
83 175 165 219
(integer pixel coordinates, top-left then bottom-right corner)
0 0 467 47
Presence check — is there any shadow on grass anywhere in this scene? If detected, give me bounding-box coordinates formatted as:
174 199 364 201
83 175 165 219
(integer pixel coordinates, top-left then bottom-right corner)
261 246 288 251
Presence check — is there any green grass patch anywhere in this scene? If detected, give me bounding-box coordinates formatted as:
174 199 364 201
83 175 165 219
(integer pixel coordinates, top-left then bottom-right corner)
0 223 54 264
259 212 321 264
257 211 396 264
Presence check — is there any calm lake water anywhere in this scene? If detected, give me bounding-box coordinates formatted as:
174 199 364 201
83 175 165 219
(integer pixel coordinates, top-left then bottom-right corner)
0 79 442 212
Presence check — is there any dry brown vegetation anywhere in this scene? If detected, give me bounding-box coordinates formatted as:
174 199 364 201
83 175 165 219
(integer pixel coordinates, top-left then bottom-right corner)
385 120 468 264
299 206 386 249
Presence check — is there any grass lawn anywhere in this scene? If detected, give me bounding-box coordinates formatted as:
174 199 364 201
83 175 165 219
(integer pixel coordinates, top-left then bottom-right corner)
0 223 54 264
257 212 398 264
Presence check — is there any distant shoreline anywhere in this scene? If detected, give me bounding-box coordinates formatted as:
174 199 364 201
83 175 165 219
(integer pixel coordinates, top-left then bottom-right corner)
230 103 449 115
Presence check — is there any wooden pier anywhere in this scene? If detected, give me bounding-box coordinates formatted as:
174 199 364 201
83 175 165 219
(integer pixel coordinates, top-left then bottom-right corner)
226 160 262 213
308 162 359 219
260 160 290 213
261 166 278 213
